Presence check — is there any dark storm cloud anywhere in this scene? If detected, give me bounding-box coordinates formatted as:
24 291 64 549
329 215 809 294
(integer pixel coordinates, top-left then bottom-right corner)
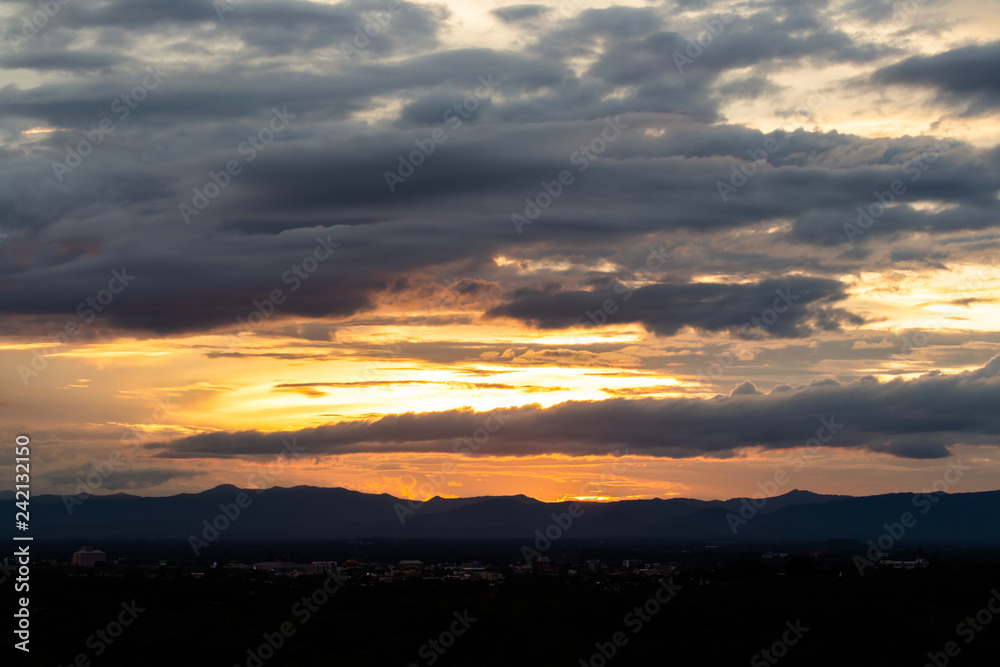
0 49 568 134
0 228 386 334
873 41 1000 114
525 5 891 118
1 0 999 339
0 122 996 334
150 356 1000 460
1 0 450 62
224 0 450 58
491 4 550 23
584 10 891 81
0 51 125 73
398 89 493 126
486 277 860 337
173 125 995 239
716 75 776 100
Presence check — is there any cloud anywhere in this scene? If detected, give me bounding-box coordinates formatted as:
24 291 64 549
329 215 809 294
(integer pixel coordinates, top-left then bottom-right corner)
150 356 1000 461
0 51 125 73
730 380 762 396
873 41 1000 114
487 277 861 337
0 2 993 362
45 466 204 491
0 0 452 62
491 4 549 23
0 115 996 336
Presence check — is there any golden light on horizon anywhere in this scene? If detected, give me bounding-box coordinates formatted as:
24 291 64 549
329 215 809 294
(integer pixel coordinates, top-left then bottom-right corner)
4 0 1000 506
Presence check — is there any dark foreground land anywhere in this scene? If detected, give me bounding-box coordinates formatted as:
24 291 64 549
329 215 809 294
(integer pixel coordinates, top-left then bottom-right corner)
8 540 1000 667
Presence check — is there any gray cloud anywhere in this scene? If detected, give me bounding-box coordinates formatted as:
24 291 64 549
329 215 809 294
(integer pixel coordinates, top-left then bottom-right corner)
1 0 451 62
46 466 204 491
149 356 1000 460
491 4 549 23
873 41 1000 114
487 277 861 337
0 0 997 341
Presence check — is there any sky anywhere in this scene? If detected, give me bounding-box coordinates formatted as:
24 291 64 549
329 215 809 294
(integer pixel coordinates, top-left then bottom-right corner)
2 0 1000 503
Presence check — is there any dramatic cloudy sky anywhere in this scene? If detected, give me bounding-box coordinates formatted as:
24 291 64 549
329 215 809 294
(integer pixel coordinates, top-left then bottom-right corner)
2 0 999 502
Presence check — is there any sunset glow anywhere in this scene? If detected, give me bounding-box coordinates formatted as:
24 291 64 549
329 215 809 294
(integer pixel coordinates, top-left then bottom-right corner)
2 0 1000 505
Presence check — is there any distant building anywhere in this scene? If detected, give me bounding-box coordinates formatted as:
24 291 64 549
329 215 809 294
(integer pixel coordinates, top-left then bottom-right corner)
251 562 317 575
880 558 929 570
459 561 485 572
312 561 337 573
72 546 107 567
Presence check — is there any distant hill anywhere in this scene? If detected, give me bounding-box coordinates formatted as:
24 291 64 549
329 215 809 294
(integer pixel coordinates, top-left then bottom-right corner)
7 485 1000 545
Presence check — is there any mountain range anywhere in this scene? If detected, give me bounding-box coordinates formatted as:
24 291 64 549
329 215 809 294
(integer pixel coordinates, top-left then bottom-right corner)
6 485 1000 545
